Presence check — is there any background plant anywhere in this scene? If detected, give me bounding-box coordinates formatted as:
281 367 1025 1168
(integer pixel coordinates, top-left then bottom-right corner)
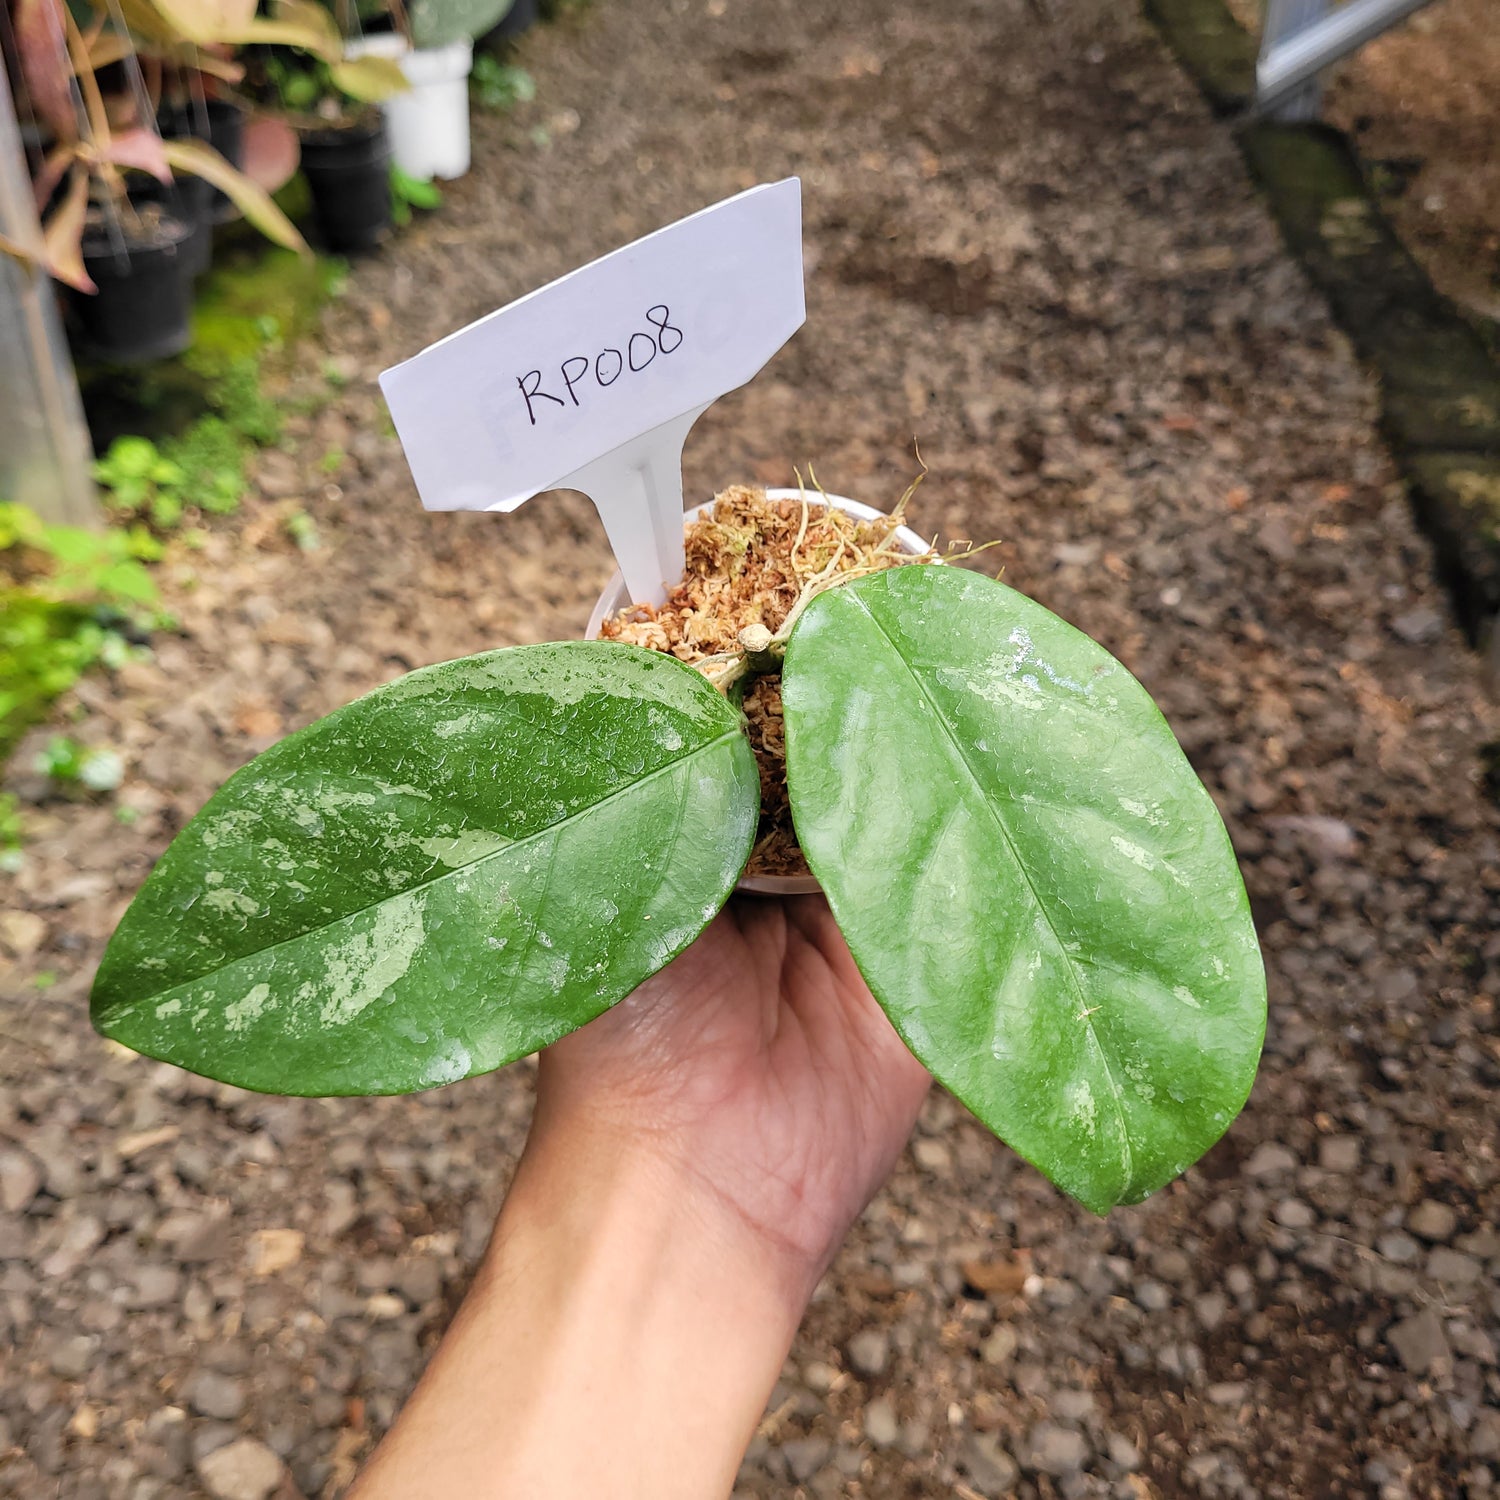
0 502 160 762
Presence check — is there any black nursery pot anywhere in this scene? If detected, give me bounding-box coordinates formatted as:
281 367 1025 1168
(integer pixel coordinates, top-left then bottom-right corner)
160 98 244 224
132 173 213 279
485 0 538 41
68 215 194 365
298 118 393 254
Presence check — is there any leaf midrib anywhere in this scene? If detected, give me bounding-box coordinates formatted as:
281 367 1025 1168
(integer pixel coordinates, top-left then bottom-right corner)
846 587 1137 1193
108 726 746 1015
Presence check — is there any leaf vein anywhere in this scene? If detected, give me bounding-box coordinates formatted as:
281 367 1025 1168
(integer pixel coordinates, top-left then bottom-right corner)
847 589 1137 1193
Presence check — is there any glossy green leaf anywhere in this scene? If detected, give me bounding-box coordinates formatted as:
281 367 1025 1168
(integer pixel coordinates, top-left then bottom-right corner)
782 565 1265 1214
92 643 759 1096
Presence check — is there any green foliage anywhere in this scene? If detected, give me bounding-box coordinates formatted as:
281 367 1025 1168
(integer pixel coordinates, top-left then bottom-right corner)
0 503 159 763
192 352 283 445
94 421 250 529
285 510 321 551
90 568 1266 1212
0 793 23 852
163 419 248 516
93 437 190 530
780 565 1266 1214
34 735 124 793
92 643 759 1095
470 55 535 111
390 167 443 228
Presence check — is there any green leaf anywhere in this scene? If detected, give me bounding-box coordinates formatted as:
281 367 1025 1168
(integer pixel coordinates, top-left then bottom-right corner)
328 55 410 103
782 565 1265 1214
93 643 759 1095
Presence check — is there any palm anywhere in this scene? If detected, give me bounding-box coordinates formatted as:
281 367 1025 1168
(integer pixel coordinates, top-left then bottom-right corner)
537 897 931 1275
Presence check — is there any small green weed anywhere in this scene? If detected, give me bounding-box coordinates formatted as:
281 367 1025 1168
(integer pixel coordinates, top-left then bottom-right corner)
0 502 160 763
391 167 443 228
164 419 248 516
188 351 282 445
94 423 248 530
471 55 535 111
34 735 124 792
285 510 321 552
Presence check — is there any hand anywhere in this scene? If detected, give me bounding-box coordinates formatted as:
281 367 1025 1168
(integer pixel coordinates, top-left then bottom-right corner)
536 894 932 1292
352 896 929 1500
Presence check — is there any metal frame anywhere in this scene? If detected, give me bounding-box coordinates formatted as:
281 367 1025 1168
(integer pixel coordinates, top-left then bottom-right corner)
1256 0 1437 119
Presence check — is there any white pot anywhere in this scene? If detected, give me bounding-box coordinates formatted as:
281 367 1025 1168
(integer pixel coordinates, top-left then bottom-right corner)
347 35 473 181
586 489 930 897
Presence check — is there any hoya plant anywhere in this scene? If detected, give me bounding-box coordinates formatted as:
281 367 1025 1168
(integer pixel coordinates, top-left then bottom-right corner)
92 536 1265 1215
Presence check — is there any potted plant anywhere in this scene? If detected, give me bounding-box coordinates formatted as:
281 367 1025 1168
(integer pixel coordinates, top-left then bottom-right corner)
259 36 408 252
347 0 515 181
91 484 1266 1215
11 0 310 361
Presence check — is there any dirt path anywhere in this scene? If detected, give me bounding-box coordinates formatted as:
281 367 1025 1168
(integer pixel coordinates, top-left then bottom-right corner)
3 0 1498 1497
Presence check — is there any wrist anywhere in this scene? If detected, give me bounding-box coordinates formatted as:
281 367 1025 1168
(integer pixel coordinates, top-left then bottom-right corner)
526 1067 834 1308
355 1106 806 1500
504 1097 816 1323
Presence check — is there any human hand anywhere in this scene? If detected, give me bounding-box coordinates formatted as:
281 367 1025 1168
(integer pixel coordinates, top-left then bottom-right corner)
535 894 932 1295
352 897 930 1500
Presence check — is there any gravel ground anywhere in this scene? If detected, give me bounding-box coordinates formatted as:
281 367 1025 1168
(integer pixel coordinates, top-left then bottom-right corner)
3 0 1499 1496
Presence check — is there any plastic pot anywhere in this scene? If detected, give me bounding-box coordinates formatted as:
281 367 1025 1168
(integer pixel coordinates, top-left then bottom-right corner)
487 0 537 41
347 34 474 181
132 173 213 279
298 118 393 253
158 98 244 225
67 214 195 365
585 488 930 897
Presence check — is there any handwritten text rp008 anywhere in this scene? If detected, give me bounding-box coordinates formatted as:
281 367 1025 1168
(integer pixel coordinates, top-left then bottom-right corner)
517 306 684 427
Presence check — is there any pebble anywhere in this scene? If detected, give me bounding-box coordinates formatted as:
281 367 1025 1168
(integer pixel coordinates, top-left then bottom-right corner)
195 1436 284 1500
1024 1423 1091 1476
393 1256 443 1307
1378 1232 1421 1265
1245 1143 1298 1178
802 1361 839 1394
912 1138 952 1174
982 1325 1018 1366
1390 607 1444 644
0 1148 42 1214
1135 1280 1171 1312
1407 1201 1459 1242
863 1398 899 1447
780 1436 832 1482
1387 1309 1450 1373
1194 1291 1229 1330
1319 1136 1362 1173
186 1371 245 1422
129 1265 182 1308
962 1432 1020 1496
1427 1248 1482 1288
1274 1199 1316 1230
48 1334 95 1380
246 1228 304 1277
1106 1432 1142 1471
846 1329 890 1378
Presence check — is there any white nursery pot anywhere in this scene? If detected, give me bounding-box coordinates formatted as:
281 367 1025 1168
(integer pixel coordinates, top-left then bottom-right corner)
586 489 930 898
347 35 473 181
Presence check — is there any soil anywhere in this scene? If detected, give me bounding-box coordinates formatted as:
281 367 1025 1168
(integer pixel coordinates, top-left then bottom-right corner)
2 0 1499 1497
599 485 931 876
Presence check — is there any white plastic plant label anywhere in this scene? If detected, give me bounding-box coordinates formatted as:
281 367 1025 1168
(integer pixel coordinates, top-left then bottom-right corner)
378 178 805 604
